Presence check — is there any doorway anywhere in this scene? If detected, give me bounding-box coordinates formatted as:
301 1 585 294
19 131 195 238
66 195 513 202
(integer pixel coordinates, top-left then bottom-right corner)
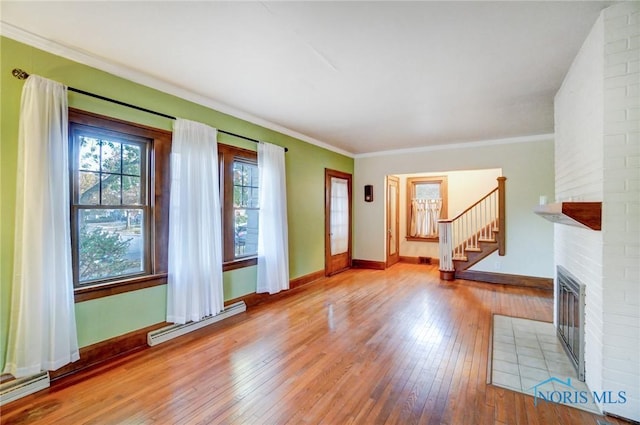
325 169 352 276
386 175 400 267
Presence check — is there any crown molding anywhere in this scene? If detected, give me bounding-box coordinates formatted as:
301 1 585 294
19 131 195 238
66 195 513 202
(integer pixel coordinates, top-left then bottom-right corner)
354 133 555 159
1 21 354 158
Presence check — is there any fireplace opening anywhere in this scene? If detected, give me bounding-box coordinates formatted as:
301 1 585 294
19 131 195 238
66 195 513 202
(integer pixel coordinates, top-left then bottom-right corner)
557 266 586 381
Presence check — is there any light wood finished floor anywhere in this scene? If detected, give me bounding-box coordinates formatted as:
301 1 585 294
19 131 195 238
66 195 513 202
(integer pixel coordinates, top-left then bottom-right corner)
1 264 631 425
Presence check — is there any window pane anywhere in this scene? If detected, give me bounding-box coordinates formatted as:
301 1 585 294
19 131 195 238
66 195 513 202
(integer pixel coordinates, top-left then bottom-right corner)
415 183 440 200
234 209 258 257
101 174 122 205
232 161 259 210
250 188 259 208
79 171 100 205
122 144 141 175
251 166 259 186
122 176 141 204
101 140 122 173
79 137 100 171
77 208 145 283
233 162 244 185
241 187 250 207
233 185 242 208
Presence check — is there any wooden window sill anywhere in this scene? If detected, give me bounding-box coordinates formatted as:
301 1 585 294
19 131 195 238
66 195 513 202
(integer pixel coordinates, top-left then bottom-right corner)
75 257 258 302
406 236 440 242
223 257 257 272
74 273 167 302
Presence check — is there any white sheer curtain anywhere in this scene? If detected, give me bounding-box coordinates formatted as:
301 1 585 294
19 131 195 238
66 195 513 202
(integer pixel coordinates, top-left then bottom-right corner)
167 119 224 324
256 142 289 294
3 75 79 378
410 198 442 237
330 177 349 255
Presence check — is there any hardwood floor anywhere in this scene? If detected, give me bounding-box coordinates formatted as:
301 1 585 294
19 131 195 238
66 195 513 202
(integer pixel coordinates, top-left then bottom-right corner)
1 264 631 425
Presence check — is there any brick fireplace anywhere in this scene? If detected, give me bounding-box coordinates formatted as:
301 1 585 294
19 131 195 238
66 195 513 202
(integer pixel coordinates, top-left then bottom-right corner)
553 2 639 421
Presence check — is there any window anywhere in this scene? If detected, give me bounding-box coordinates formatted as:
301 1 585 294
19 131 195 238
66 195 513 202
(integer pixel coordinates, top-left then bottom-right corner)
219 143 259 270
69 109 171 298
406 176 448 241
232 160 259 257
71 126 150 284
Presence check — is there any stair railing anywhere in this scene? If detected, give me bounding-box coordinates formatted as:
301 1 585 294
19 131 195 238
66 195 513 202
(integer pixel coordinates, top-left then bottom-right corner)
439 177 506 280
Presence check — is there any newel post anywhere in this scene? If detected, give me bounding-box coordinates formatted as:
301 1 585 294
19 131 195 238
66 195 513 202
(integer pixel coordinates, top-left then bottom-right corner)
438 219 455 281
497 177 507 256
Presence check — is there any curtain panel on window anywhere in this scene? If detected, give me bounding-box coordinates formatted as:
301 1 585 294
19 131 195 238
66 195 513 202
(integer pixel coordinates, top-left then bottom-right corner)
330 177 349 255
167 119 224 324
409 198 442 238
256 142 289 294
4 75 79 377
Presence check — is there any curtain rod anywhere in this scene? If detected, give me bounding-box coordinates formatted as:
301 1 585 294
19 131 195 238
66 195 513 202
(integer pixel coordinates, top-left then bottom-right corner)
11 68 287 152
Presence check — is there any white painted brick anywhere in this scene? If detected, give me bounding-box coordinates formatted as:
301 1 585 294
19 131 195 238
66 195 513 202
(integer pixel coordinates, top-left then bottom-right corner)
605 48 640 66
604 13 629 29
605 62 628 78
605 86 627 103
603 155 627 169
626 154 640 168
604 133 628 146
604 2 640 19
604 311 640 326
603 147 636 165
625 291 640 306
602 356 640 373
604 119 640 135
603 322 638 338
600 369 639 390
607 24 640 42
557 5 640 421
604 108 628 122
603 342 639 360
606 38 629 54
604 73 640 89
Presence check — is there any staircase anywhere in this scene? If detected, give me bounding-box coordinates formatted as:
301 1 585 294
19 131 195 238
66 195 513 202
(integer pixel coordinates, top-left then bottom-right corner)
438 177 506 281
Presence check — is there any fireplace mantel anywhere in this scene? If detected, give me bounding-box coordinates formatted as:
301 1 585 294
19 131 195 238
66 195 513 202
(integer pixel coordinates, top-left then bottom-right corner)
534 202 602 231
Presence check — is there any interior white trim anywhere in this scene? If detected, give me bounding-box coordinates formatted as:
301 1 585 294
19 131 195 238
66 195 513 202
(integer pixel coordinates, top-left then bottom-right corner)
0 21 354 158
354 133 555 159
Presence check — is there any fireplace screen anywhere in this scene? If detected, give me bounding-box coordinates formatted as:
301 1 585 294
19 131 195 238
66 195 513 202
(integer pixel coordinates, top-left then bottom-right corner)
557 266 586 381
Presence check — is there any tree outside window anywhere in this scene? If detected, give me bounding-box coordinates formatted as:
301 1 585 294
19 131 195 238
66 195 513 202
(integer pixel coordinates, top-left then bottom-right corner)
71 125 150 285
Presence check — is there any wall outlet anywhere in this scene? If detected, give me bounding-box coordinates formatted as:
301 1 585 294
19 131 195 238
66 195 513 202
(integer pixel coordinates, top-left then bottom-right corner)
494 261 501 270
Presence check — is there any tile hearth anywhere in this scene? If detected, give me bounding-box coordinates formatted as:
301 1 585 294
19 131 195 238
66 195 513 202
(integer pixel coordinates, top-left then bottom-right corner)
490 315 599 414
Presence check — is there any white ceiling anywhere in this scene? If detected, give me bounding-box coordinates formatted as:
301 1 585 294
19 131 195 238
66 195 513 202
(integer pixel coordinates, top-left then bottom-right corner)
1 1 611 155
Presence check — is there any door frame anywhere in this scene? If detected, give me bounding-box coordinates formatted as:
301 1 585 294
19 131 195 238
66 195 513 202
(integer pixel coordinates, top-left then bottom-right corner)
386 175 400 267
325 169 353 276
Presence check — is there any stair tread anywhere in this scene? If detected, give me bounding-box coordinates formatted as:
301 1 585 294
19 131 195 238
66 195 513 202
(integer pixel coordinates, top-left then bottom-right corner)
464 247 482 252
478 238 497 243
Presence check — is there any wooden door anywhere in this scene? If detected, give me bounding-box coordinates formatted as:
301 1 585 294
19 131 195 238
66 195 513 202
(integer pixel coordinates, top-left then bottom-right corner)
325 169 352 276
386 175 400 267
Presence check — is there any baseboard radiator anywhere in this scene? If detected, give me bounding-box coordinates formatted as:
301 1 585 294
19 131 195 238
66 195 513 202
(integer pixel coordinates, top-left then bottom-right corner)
147 301 246 346
0 371 50 406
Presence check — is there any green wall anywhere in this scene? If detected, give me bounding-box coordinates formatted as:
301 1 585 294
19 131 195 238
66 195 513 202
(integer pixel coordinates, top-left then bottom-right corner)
0 36 353 370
